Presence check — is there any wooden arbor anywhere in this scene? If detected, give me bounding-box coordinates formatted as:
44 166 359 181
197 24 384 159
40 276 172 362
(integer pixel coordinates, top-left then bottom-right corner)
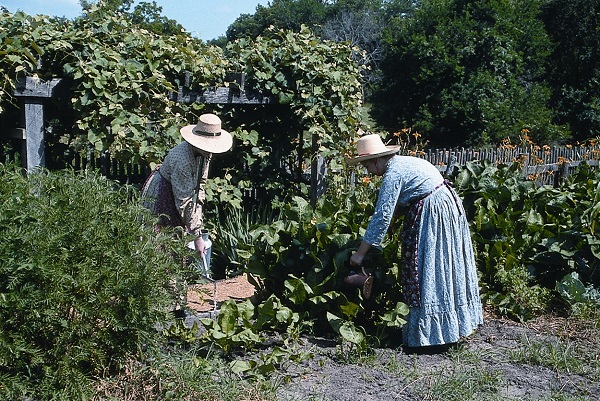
8 72 326 203
170 72 326 206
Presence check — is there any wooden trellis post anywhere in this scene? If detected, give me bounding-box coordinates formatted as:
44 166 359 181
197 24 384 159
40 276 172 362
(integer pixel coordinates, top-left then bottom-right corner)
169 72 270 105
12 76 62 172
310 134 327 207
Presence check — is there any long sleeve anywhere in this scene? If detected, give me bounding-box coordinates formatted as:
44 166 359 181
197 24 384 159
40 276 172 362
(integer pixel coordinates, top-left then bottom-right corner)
363 170 401 246
159 142 211 236
362 155 448 246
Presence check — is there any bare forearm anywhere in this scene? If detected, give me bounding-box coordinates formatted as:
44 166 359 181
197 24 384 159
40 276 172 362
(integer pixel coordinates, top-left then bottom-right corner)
350 241 371 267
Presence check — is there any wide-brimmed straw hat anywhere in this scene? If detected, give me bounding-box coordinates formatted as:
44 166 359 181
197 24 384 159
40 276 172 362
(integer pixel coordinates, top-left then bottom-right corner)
180 113 233 154
345 134 400 165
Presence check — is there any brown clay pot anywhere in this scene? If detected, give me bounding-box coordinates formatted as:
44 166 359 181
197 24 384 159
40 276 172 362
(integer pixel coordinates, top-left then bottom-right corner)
344 273 374 300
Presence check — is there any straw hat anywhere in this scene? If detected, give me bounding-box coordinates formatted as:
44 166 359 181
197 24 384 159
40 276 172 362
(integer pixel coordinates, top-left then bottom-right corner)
180 113 233 154
345 134 400 165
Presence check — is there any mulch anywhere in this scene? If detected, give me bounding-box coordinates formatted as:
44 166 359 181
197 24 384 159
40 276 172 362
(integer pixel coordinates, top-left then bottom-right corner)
186 273 256 313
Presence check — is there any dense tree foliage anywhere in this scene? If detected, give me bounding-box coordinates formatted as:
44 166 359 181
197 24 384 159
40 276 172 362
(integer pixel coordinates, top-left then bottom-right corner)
226 0 328 41
371 0 562 147
541 0 600 142
227 0 600 147
225 0 407 89
3 0 600 151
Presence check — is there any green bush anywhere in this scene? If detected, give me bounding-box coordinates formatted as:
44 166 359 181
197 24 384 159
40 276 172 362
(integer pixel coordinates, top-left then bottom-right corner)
0 164 182 400
455 160 600 320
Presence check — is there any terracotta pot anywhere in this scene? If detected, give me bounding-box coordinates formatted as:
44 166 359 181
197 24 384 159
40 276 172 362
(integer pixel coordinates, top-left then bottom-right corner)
344 273 374 300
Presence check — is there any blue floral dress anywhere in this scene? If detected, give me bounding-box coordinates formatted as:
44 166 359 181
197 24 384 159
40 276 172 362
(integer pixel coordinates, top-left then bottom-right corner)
363 155 483 347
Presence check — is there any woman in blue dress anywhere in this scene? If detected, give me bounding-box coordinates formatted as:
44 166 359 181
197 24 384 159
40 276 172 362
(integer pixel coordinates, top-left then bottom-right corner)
346 134 483 349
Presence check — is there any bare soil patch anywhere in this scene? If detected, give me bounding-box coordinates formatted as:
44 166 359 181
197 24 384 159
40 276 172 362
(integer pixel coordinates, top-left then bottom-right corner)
184 276 599 400
187 273 256 313
272 311 599 400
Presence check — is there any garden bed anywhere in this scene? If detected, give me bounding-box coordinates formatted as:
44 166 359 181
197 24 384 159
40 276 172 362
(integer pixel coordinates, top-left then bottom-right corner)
272 311 600 400
182 276 599 400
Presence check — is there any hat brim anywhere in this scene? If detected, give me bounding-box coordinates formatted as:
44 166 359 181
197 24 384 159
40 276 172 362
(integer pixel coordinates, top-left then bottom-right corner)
345 147 400 165
180 125 233 154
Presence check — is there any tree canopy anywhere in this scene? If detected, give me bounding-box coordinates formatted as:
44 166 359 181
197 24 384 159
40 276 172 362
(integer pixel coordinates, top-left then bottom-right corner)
541 0 600 141
371 0 562 147
227 0 600 147
2 0 600 152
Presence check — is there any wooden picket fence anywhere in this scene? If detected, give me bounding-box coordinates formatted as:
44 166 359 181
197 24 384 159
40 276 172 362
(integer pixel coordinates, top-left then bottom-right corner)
2 141 598 188
420 145 600 186
69 151 152 186
76 144 600 188
420 145 598 168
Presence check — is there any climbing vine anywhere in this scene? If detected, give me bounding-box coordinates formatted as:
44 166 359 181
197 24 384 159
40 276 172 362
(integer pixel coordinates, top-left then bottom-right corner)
0 3 364 170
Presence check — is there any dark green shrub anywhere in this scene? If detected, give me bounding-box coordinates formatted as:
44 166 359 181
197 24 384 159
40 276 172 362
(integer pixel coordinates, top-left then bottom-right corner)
454 160 600 320
0 164 182 400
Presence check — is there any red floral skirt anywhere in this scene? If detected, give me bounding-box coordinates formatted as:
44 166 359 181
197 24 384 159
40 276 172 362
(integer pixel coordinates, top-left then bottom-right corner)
141 166 184 229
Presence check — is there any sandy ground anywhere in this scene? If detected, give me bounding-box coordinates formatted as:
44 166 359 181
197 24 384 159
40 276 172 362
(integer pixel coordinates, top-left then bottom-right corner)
186 273 256 313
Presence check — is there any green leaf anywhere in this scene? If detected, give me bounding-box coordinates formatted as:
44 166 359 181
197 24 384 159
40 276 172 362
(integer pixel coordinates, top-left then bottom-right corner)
230 359 254 374
216 301 239 335
339 301 360 319
338 321 365 345
284 276 313 304
326 311 344 332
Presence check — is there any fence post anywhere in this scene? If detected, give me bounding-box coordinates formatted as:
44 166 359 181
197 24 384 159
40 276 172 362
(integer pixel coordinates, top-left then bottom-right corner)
445 154 457 177
310 134 326 208
520 152 530 179
13 76 62 172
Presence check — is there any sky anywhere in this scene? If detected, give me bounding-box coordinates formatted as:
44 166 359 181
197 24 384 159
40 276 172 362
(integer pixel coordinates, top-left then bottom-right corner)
0 0 270 40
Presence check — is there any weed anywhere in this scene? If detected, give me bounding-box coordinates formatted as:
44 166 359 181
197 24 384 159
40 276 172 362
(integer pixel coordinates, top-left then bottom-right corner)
380 351 421 381
93 346 276 401
419 364 504 400
512 334 600 385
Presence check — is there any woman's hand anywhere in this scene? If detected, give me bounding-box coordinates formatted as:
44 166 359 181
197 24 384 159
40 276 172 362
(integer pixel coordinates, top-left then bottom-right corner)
349 252 364 267
194 236 206 257
349 241 371 267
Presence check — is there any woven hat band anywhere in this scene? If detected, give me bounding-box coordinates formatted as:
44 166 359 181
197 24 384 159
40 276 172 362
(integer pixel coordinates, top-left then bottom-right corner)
194 121 221 136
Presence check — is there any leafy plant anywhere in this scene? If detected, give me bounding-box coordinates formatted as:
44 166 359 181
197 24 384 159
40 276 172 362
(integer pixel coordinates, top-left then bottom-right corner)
327 311 367 351
198 300 263 354
556 272 600 311
224 187 410 345
454 159 600 320
0 163 182 399
162 319 202 347
227 24 365 154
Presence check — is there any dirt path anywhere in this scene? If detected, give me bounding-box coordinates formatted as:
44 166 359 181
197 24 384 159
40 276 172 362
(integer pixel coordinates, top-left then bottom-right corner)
272 313 599 400
184 276 599 400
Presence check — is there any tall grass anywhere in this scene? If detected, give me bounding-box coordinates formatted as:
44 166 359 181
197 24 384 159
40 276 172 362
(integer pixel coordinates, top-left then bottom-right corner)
208 203 283 278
